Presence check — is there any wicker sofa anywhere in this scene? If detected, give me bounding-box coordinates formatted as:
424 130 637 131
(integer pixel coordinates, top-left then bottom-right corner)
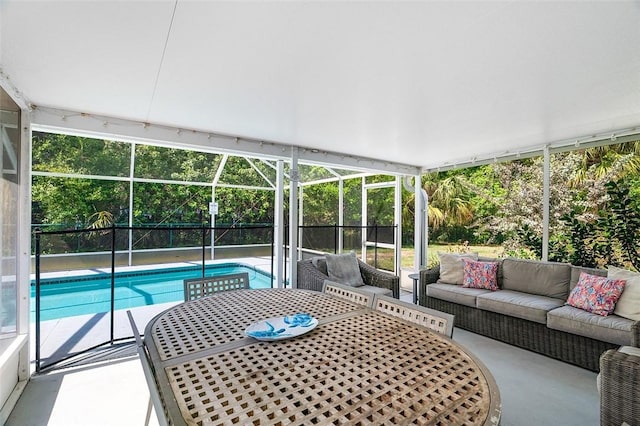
297 255 400 298
419 257 640 371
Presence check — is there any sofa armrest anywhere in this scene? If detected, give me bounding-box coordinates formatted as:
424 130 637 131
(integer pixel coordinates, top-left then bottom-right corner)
417 265 440 306
357 260 400 299
296 259 329 292
632 321 640 347
420 264 441 285
599 348 640 426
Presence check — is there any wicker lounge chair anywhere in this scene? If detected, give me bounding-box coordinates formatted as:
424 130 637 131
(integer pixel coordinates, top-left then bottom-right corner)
599 346 640 426
297 256 400 298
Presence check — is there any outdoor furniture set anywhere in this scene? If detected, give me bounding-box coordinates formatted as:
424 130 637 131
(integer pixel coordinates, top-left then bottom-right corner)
418 254 640 373
139 287 501 425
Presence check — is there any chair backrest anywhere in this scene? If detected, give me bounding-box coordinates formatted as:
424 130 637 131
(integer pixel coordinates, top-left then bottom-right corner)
373 295 455 338
183 272 250 301
126 310 169 426
322 280 375 308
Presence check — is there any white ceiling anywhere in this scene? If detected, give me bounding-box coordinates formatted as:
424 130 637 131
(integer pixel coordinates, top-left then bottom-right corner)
2 1 640 172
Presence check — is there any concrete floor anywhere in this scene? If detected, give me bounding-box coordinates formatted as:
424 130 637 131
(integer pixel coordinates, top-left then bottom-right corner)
7 289 600 426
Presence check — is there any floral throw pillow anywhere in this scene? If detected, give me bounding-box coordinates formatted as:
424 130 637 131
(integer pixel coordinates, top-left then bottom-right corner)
566 272 626 316
461 259 499 291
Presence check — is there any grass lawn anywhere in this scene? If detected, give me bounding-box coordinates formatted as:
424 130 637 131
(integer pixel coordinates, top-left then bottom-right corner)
400 244 505 269
331 244 505 272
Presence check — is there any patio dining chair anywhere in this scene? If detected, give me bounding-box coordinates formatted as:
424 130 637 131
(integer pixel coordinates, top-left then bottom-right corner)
373 294 455 338
126 310 169 426
322 280 376 308
183 272 250 301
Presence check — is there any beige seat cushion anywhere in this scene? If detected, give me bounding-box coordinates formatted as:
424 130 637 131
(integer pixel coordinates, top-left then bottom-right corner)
547 305 634 346
426 282 491 308
476 290 564 324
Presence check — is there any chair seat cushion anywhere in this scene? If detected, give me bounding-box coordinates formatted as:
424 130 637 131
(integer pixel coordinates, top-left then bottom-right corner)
476 290 564 324
547 305 634 346
360 285 393 296
426 283 491 308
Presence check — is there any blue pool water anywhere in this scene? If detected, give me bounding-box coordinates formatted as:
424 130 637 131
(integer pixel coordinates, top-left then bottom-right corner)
31 263 273 321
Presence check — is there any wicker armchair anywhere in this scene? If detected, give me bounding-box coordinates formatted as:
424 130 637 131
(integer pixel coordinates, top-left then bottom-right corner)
297 257 400 298
599 346 640 426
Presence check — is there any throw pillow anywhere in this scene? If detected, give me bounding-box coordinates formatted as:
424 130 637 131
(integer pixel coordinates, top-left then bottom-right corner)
325 252 365 287
609 266 640 321
461 259 499 291
438 252 479 285
566 272 626 317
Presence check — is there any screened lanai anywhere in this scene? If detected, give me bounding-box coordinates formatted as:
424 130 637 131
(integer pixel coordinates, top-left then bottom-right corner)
2 1 640 423
30 130 409 281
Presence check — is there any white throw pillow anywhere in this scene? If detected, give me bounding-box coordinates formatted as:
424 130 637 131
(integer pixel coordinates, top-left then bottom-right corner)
438 252 479 285
609 265 640 321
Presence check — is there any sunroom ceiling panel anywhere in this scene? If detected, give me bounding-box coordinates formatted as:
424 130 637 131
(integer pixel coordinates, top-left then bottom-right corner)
1 1 639 171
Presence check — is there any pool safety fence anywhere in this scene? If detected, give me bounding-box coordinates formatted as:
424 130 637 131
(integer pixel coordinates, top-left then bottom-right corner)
32 223 397 372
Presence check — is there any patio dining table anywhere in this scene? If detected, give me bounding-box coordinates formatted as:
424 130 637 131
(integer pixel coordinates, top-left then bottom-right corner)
143 288 501 425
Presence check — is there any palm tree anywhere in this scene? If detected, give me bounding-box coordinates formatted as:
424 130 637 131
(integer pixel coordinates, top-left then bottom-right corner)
403 172 474 231
571 140 640 185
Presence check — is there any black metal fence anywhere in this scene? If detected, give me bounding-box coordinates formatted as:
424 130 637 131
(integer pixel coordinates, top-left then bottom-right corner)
297 224 398 272
33 224 274 372
32 223 397 372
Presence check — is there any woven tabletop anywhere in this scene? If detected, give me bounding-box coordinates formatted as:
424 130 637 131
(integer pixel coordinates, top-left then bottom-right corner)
144 289 501 426
148 289 365 361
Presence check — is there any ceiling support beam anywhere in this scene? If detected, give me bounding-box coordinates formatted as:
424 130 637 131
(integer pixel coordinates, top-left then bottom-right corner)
289 147 300 288
31 106 421 176
423 129 640 173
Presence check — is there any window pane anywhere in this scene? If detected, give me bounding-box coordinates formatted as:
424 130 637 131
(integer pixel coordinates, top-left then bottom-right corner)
32 176 130 231
135 145 222 182
217 156 271 187
1 93 20 336
32 132 131 177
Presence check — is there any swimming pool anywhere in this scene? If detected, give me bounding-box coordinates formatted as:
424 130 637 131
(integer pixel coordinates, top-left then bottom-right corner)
31 263 273 321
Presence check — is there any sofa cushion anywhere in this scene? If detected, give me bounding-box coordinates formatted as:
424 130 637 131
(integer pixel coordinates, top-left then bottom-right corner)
566 272 626 316
476 290 564 324
311 256 328 275
426 283 491 308
501 258 571 299
437 252 478 285
570 265 606 290
547 305 634 346
325 253 364 287
609 266 640 321
461 259 499 291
